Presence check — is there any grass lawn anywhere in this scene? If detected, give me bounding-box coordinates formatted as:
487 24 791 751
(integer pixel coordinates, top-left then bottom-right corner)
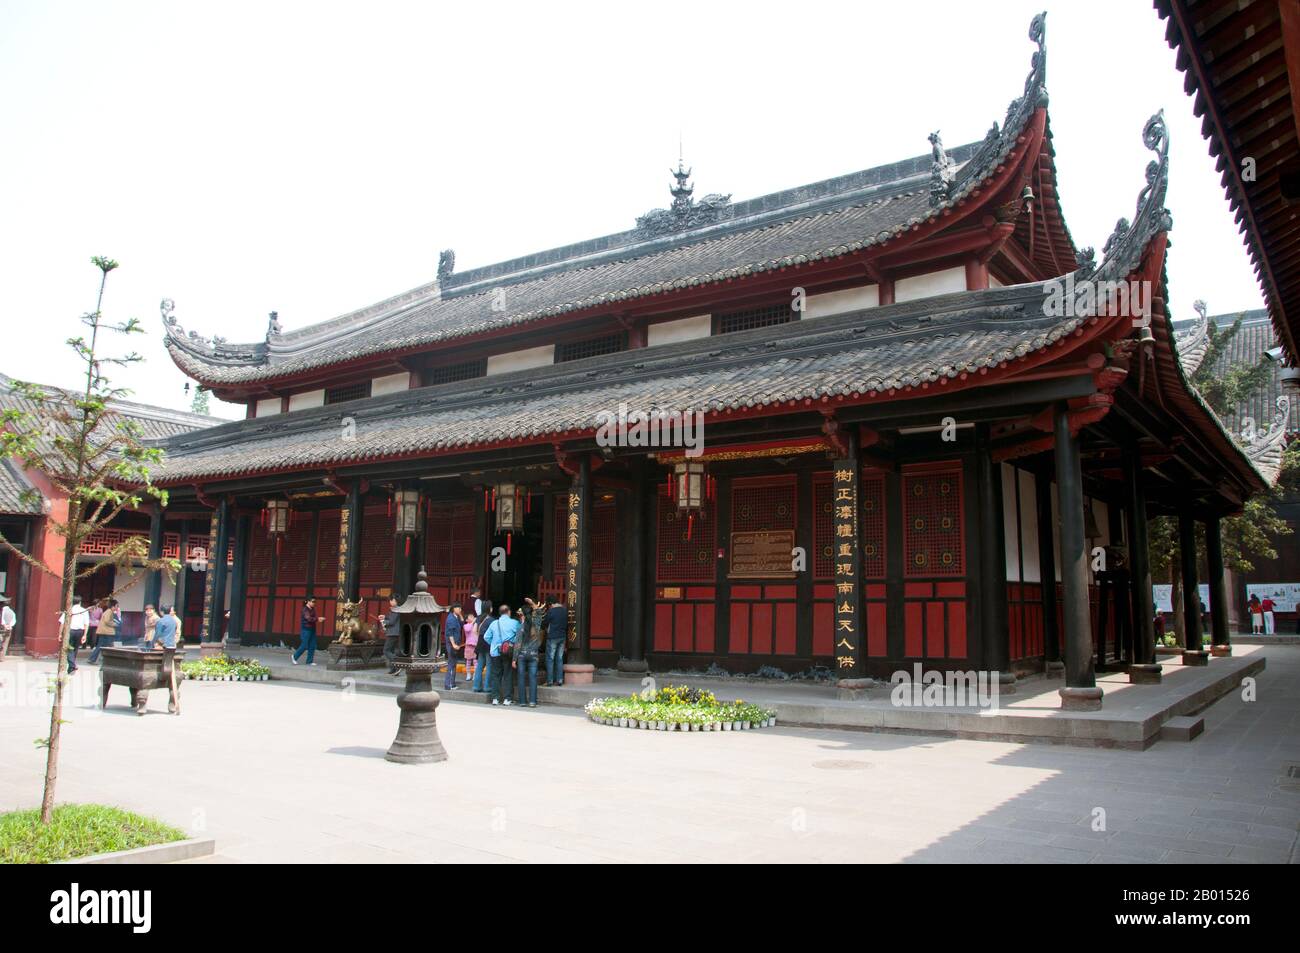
0 804 186 864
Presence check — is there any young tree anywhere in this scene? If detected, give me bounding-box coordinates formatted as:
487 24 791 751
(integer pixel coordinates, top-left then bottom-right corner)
0 257 178 824
190 384 210 416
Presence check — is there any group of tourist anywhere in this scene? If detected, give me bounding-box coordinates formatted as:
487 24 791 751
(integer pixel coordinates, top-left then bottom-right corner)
1247 593 1278 635
54 596 181 673
370 587 568 706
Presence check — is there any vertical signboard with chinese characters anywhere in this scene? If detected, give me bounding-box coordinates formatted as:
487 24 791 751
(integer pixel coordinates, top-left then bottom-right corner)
833 461 863 675
566 488 582 646
200 508 220 641
336 506 351 625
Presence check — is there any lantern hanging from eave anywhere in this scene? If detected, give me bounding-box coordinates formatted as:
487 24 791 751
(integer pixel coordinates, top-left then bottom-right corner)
673 460 713 540
491 481 524 553
264 499 290 554
394 488 422 556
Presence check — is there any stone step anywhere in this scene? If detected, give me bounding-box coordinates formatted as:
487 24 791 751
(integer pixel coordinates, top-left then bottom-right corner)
1159 715 1204 742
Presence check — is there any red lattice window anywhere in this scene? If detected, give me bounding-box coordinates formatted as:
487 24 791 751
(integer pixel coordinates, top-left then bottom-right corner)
813 475 834 578
359 504 395 587
730 477 796 533
656 487 715 582
861 471 886 579
902 465 964 577
248 531 273 584
314 510 340 585
551 497 617 577
426 502 476 576
276 512 312 584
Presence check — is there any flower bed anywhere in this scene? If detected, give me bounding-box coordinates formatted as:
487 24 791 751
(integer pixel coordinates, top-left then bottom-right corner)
584 684 777 732
181 655 271 682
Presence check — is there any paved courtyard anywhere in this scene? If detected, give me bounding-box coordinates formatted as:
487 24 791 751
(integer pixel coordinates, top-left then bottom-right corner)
1 646 1298 863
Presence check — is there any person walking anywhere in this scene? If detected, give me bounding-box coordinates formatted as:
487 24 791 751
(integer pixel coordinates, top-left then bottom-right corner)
59 596 90 673
544 595 567 686
292 597 318 665
1262 595 1277 636
379 596 400 674
482 604 519 706
443 603 464 690
515 599 544 707
470 605 493 692
153 604 179 648
0 595 16 658
142 604 159 647
88 598 119 663
1248 594 1264 634
85 599 103 658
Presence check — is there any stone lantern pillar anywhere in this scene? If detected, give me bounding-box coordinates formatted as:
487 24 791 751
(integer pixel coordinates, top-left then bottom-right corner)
386 568 449 764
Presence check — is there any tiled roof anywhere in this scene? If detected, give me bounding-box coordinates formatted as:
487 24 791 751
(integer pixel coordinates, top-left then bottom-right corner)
1 373 220 503
165 16 1059 387
0 457 41 516
153 282 1091 483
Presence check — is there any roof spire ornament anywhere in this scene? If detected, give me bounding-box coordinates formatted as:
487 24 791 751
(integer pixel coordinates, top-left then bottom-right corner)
635 154 732 239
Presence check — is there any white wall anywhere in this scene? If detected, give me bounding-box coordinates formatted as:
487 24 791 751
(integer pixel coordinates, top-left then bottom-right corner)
371 372 409 396
647 314 711 346
255 397 281 417
288 389 325 412
487 344 554 376
1018 468 1041 583
804 285 879 319
1002 463 1021 581
894 266 967 303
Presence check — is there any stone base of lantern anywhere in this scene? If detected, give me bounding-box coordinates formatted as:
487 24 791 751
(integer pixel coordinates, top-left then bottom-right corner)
386 670 448 764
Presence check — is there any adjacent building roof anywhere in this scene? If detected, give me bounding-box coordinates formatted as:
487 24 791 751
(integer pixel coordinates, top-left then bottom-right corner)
1157 0 1300 363
1 372 220 512
164 15 1065 389
1172 306 1294 484
0 456 41 516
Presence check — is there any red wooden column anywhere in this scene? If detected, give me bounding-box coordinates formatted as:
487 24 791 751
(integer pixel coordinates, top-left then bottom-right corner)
964 258 989 290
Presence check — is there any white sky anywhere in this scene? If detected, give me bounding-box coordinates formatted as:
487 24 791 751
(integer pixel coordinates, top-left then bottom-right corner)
0 0 1266 421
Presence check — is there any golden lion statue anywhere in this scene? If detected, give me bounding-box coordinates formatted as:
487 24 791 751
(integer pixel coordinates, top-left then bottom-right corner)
335 600 372 645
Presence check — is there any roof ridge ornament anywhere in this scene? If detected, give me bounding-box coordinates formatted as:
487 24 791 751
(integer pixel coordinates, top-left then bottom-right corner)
928 131 957 207
1085 110 1173 287
635 159 732 238
1176 298 1211 376
950 13 1048 201
437 249 455 283
1244 394 1293 485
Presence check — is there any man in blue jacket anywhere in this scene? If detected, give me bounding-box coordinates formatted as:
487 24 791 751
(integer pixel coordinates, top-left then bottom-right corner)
443 604 464 691
481 604 520 706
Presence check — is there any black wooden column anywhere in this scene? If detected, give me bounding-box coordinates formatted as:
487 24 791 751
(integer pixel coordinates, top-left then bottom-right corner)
1178 510 1208 664
143 504 165 609
832 430 866 681
174 523 190 622
1124 445 1160 682
976 425 1013 691
1034 468 1061 674
226 513 251 648
617 458 650 672
200 498 230 648
1205 513 1230 652
341 482 362 603
564 454 595 682
211 497 231 643
1053 404 1102 709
